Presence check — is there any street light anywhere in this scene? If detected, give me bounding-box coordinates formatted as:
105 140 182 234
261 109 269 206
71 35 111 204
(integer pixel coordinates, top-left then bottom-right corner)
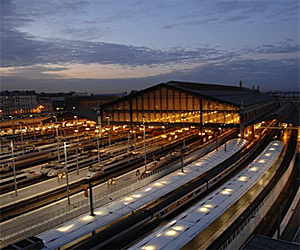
106 116 111 146
181 116 187 172
10 141 17 196
181 116 186 148
142 116 147 171
17 122 24 155
64 141 71 205
54 116 61 161
74 116 79 142
95 126 101 164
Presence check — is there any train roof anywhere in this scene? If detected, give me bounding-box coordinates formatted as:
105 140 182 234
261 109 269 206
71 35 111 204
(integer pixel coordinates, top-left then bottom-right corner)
131 141 284 249
37 138 247 249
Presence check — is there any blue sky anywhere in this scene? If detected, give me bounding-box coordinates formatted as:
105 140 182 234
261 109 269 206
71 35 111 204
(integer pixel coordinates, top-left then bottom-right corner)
1 0 299 93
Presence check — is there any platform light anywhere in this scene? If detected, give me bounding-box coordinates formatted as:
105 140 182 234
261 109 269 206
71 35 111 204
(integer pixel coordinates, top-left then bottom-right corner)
204 204 213 208
145 187 151 192
94 211 103 215
265 153 271 156
132 194 141 198
259 159 265 163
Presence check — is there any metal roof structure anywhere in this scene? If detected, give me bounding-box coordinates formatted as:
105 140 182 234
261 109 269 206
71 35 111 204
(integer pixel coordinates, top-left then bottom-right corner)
101 81 275 109
166 81 274 108
241 234 300 249
248 102 300 126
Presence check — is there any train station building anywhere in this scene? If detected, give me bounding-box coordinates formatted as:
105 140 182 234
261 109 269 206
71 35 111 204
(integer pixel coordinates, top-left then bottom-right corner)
98 81 277 136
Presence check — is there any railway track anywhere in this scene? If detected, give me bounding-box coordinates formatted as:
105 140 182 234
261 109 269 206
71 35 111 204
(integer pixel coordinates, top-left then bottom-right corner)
73 129 278 249
0 133 202 222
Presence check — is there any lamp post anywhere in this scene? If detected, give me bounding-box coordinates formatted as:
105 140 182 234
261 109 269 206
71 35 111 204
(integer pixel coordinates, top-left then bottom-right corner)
54 118 61 161
17 122 24 155
181 116 186 148
181 116 187 172
106 116 111 146
95 126 101 164
64 142 71 205
142 116 147 171
10 141 17 196
74 116 79 143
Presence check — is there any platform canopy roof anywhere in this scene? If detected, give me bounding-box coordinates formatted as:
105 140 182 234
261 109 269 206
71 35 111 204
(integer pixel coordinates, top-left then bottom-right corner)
247 102 300 126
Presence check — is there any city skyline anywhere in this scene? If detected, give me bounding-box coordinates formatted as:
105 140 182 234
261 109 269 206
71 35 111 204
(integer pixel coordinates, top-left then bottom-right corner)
1 0 299 94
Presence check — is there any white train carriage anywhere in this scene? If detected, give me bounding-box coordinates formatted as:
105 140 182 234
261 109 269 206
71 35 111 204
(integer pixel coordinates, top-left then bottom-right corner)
0 170 42 189
130 141 284 250
37 138 249 249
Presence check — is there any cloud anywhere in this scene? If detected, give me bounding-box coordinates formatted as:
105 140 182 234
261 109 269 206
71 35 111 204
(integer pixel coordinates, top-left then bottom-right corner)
1 57 298 93
241 42 300 54
1 25 240 68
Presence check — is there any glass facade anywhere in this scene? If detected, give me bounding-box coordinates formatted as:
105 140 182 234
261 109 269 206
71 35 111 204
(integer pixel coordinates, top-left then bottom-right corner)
101 87 240 125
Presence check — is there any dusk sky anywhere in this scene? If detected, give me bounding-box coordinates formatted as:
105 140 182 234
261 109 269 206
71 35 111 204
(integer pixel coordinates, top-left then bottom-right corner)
1 0 299 94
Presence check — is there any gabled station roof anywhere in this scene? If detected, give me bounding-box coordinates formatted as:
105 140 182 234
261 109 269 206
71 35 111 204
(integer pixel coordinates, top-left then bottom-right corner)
166 81 274 107
100 80 275 109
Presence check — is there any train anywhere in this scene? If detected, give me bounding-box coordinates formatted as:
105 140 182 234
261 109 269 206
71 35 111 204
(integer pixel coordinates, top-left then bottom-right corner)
0 170 42 190
0 138 98 174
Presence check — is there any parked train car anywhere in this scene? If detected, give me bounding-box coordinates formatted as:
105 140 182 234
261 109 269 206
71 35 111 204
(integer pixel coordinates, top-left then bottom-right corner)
0 171 42 190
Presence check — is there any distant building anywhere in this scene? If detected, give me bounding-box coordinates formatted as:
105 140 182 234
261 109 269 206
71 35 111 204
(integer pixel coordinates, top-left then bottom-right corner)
38 92 74 112
266 91 300 106
64 94 123 111
0 90 38 115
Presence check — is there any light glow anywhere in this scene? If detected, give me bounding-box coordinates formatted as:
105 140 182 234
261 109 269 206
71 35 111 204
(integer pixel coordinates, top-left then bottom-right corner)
56 224 73 232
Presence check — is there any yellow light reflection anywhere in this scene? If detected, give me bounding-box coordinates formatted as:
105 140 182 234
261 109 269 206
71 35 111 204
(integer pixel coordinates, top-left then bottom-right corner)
165 230 177 236
204 204 213 208
142 245 156 250
249 167 258 171
259 159 265 163
265 153 271 156
154 182 163 186
124 197 133 201
145 187 151 192
82 215 94 221
94 211 103 215
173 226 184 231
238 176 247 181
132 194 141 198
199 207 209 212
221 188 233 195
56 224 73 232
270 148 275 151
